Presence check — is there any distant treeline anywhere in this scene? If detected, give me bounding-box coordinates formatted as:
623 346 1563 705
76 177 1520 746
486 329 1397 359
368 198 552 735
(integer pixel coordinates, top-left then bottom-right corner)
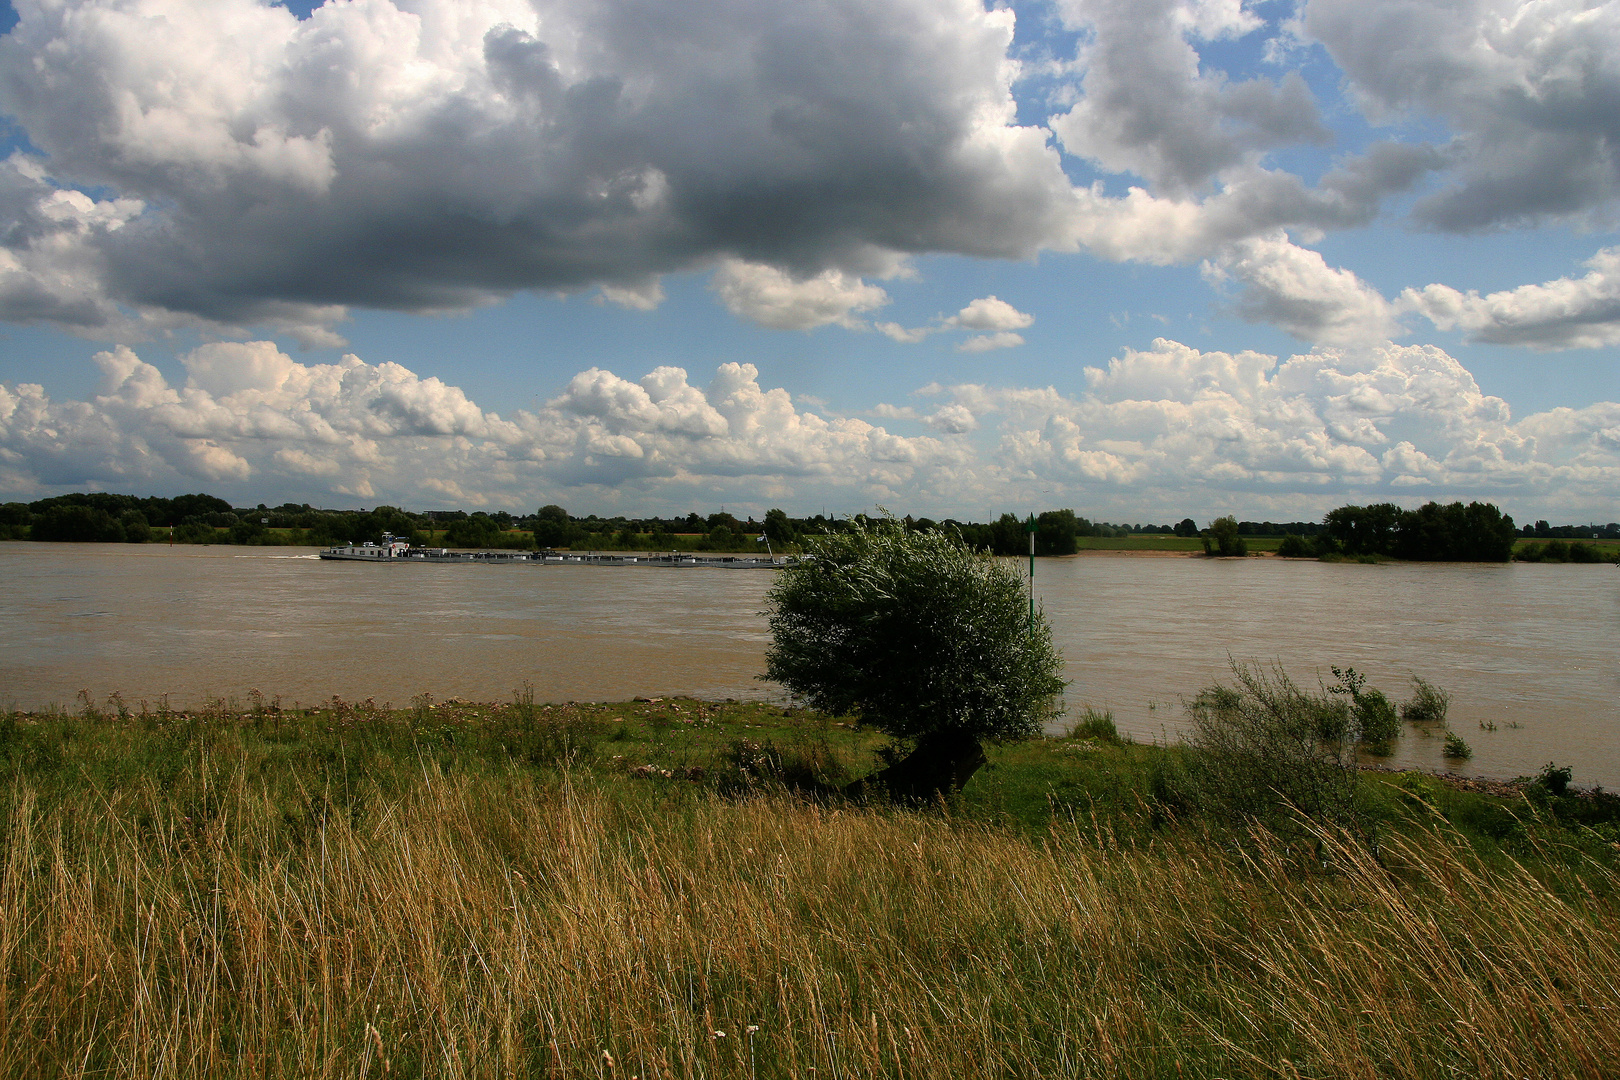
1520 519 1620 540
0 492 236 544
0 497 1156 554
3 492 1616 562
1274 502 1617 563
0 497 1283 556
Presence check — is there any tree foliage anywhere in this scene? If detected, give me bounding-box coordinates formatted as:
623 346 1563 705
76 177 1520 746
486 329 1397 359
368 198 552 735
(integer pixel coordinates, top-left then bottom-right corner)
28 505 132 542
1202 516 1247 557
442 513 506 549
763 518 1065 799
1323 502 1404 556
1393 501 1517 561
762 508 798 546
1323 501 1516 561
1034 509 1080 555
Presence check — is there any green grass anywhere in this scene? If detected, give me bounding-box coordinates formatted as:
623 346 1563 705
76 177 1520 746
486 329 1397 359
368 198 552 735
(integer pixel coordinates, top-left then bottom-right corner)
1068 535 1287 552
2 694 1618 1077
1513 537 1620 552
11 690 1614 868
1073 535 1202 551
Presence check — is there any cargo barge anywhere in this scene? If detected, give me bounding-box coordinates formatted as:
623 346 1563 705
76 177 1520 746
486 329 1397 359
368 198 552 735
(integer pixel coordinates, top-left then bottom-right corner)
319 534 792 569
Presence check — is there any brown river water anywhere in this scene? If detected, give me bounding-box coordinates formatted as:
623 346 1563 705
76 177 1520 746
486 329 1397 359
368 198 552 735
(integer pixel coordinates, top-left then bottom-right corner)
2 543 1616 786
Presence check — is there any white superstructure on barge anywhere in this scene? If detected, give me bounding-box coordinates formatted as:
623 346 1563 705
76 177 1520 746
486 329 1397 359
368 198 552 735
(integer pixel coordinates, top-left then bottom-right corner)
319 537 413 560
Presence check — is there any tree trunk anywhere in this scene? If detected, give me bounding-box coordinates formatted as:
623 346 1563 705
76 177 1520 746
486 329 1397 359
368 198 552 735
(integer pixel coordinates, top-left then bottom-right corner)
844 728 987 805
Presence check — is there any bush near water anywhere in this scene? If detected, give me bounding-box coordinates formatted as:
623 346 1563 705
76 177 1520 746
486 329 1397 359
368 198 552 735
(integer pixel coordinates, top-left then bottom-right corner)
762 516 1065 802
1 678 1617 1078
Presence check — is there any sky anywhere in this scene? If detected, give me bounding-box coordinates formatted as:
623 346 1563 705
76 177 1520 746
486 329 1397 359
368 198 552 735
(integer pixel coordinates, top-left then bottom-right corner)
0 0 1616 524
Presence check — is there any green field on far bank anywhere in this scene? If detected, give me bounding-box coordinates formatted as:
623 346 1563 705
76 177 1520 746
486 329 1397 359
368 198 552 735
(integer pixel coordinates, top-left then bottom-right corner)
1073 534 1279 552
1515 537 1620 553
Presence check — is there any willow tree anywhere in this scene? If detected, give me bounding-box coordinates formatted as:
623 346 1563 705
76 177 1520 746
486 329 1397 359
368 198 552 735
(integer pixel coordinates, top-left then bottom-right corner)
763 517 1065 802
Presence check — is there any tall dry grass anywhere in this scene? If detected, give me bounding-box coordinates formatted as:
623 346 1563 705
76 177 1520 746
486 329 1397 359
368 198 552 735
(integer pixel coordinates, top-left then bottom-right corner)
2 755 1617 1078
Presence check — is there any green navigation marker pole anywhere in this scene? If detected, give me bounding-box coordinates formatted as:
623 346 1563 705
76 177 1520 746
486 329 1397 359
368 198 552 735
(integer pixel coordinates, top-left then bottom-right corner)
1025 512 1036 634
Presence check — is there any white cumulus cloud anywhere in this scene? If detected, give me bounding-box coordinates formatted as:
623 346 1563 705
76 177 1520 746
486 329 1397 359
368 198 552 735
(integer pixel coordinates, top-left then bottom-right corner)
1051 0 1329 193
1204 232 1401 344
934 337 1616 516
1401 247 1620 350
2 338 1617 519
711 261 889 331
0 0 1616 359
958 331 1027 352
0 345 972 508
877 294 1034 347
945 295 1035 332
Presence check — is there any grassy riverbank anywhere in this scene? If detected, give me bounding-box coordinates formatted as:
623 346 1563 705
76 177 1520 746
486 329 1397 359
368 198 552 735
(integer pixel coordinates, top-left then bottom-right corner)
3 696 1619 1078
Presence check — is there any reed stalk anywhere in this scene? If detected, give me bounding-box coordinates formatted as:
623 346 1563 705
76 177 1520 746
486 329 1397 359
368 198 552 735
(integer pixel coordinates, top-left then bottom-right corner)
0 753 1615 1078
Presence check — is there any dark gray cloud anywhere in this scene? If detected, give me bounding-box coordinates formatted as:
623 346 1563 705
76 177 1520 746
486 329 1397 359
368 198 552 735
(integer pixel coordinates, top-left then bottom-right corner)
1307 0 1620 230
1051 0 1331 193
0 0 1076 339
1 0 1616 353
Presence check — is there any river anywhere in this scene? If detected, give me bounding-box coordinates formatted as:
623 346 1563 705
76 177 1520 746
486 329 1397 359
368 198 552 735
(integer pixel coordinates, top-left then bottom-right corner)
2 543 1616 786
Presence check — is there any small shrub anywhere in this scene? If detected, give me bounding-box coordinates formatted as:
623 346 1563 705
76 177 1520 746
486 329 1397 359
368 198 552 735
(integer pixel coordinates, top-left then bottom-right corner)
1442 730 1472 760
1201 516 1248 557
1537 762 1573 796
724 737 781 782
1069 707 1120 743
172 518 218 544
1354 688 1399 749
1568 541 1602 563
1400 676 1451 724
1327 667 1398 748
1276 533 1314 558
1310 696 1353 741
1182 661 1361 833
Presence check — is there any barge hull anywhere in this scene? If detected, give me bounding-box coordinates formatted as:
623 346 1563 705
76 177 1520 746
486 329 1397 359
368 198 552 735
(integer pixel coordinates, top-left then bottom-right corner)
319 548 790 569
